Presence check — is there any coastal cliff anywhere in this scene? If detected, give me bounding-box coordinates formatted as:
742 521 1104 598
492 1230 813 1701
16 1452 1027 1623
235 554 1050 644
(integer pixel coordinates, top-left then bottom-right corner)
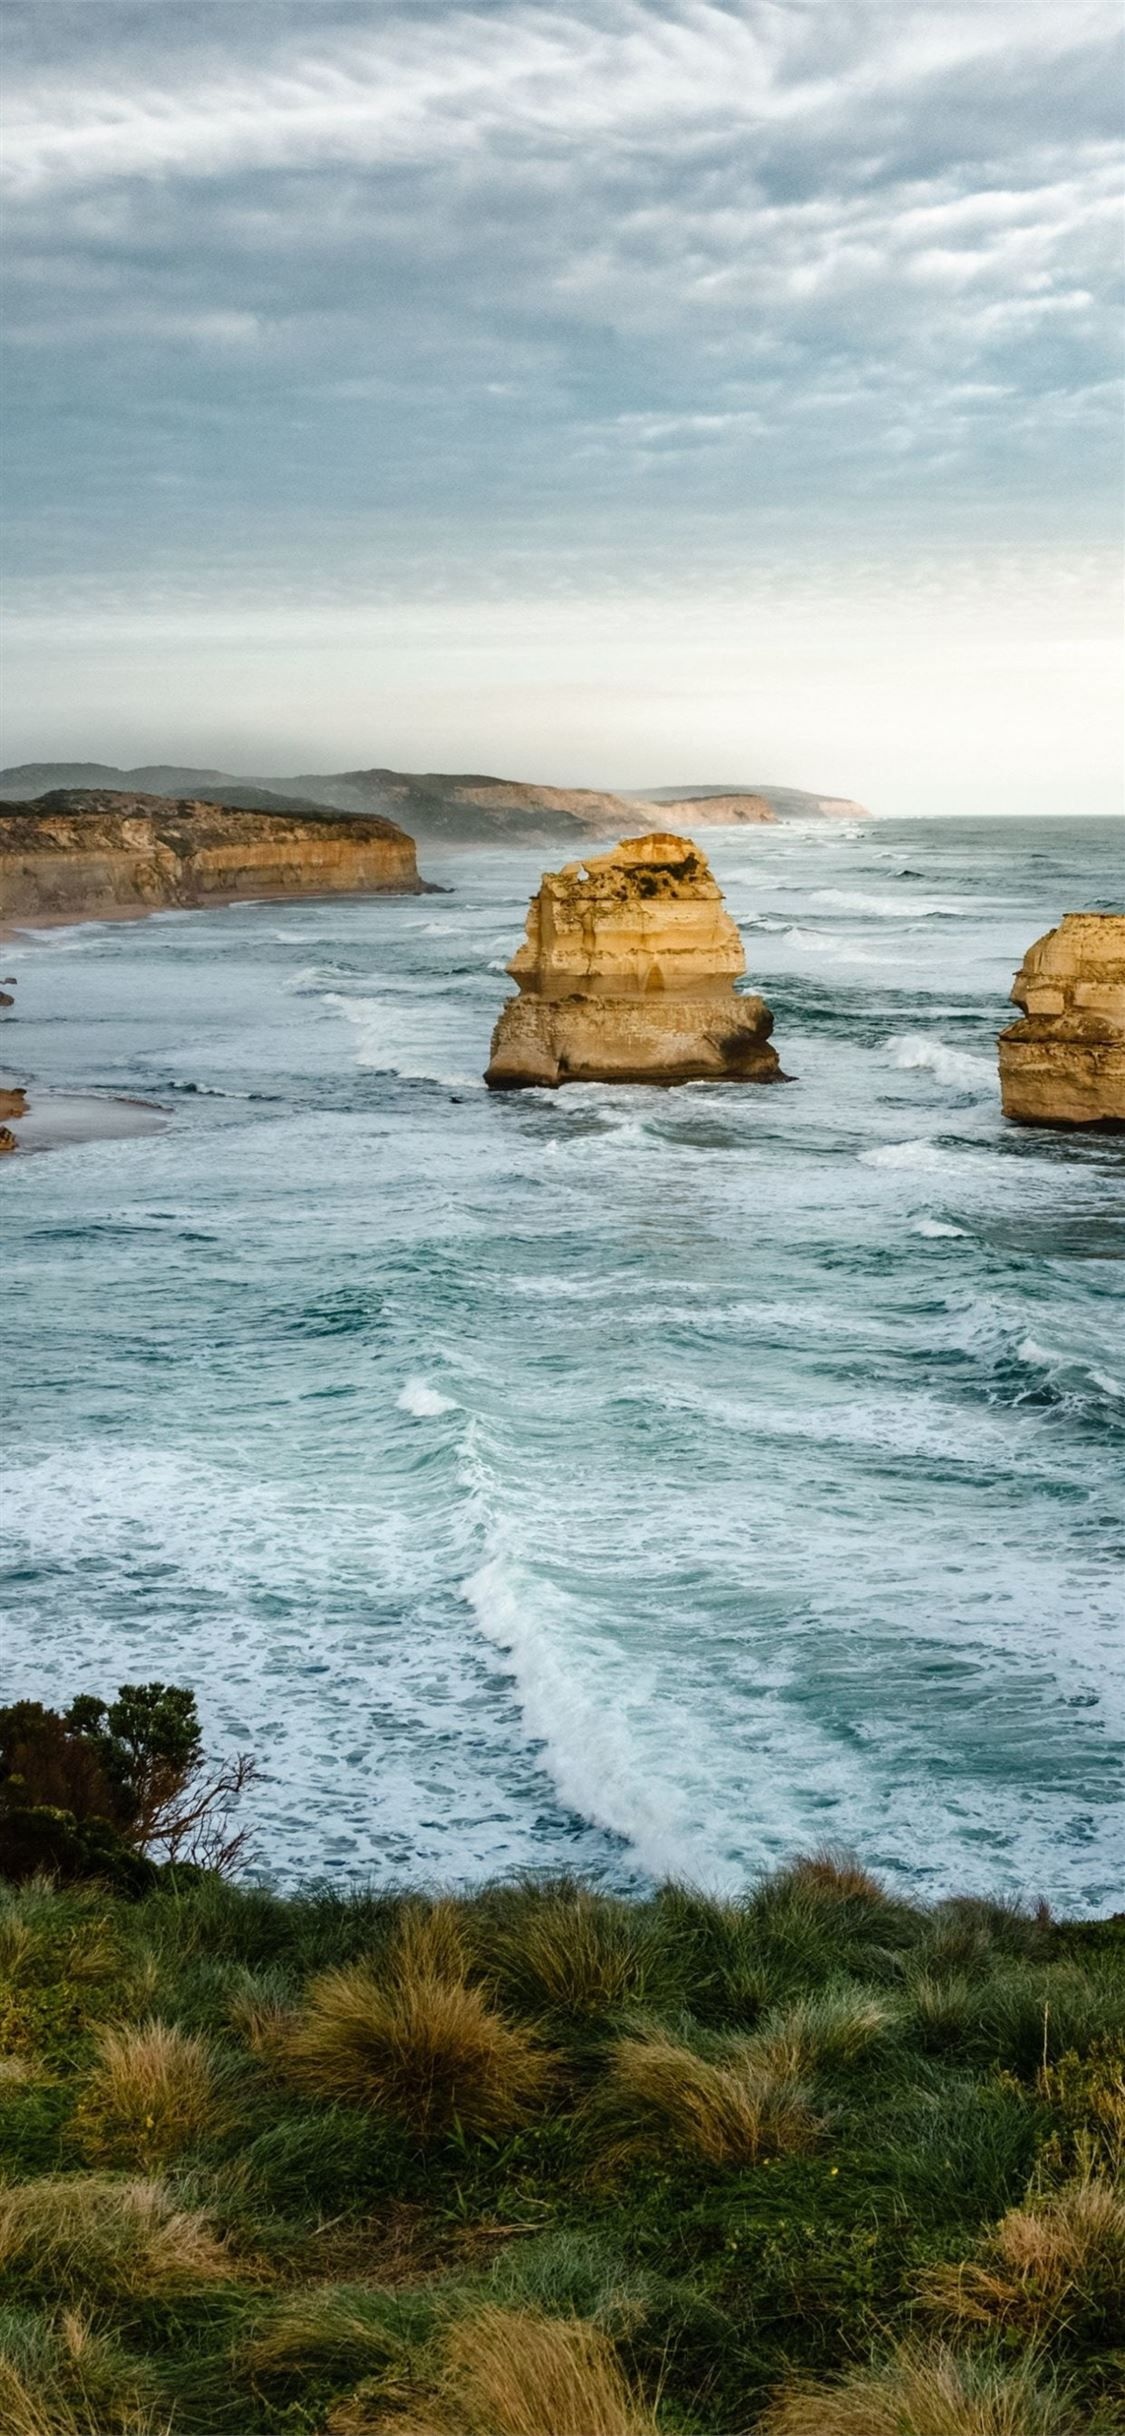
0 790 423 923
486 832 782 1088
0 763 869 843
999 913 1125 1127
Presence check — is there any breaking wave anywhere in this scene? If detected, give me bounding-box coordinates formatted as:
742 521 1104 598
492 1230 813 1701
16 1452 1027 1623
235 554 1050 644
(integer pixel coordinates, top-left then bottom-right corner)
884 1033 997 1092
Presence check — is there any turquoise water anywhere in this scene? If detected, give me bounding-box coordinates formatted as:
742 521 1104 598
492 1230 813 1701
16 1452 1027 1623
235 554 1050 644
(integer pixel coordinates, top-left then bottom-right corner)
3 817 1123 1910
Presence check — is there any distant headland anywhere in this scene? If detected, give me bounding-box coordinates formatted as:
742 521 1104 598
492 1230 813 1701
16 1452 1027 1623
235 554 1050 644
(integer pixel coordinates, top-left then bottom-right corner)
0 760 871 849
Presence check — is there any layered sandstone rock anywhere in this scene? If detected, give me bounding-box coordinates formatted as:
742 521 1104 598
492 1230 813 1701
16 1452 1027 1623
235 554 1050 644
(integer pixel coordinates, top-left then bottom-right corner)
0 791 423 924
485 833 782 1089
999 914 1125 1127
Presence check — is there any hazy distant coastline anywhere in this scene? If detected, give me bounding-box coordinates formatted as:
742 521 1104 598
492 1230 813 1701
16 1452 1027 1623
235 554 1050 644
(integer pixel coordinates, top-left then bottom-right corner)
0 761 871 849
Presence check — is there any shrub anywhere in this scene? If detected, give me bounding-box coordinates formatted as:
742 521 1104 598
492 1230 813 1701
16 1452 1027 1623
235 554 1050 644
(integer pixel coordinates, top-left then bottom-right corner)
0 2175 232 2301
71 2020 229 2166
281 1959 555 2138
0 1685 256 1880
759 2337 1085 2435
599 2028 820 2167
923 2174 1125 2340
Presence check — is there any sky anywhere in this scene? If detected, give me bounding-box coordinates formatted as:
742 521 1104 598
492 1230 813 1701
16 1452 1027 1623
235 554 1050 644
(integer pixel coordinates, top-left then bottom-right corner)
2 0 1122 813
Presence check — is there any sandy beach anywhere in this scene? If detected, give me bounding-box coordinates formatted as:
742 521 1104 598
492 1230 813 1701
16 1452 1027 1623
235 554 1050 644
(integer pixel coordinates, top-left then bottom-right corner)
0 1087 169 1156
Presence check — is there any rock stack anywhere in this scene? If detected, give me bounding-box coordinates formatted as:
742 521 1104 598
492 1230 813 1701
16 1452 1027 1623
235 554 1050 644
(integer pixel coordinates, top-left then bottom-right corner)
485 833 783 1089
998 913 1125 1127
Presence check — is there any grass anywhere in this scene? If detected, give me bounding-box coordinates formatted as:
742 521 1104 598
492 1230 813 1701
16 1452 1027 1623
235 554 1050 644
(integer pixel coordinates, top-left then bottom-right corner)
71 2020 229 2166
758 2339 1087 2436
0 2307 171 2436
0 2175 233 2301
598 2028 821 2166
324 2304 661 2436
0 1864 1121 2432
278 1921 556 2136
923 2173 1125 2338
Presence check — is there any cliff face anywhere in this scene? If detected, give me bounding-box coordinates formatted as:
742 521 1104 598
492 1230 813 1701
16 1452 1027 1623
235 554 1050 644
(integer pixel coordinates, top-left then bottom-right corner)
999 914 1125 1128
0 791 423 922
0 764 867 841
651 793 776 827
485 832 782 1089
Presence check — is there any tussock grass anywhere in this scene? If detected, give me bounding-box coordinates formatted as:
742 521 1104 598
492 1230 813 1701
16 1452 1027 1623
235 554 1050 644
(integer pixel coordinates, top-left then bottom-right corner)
281 1953 555 2138
478 1885 671 2023
751 1983 895 2076
327 2305 659 2436
924 2174 1125 2336
780 1848 891 1906
0 2307 168 2435
71 2019 228 2166
759 2338 1084 2435
0 1860 1122 2435
244 2280 431 2383
600 2027 820 2166
0 2175 232 2300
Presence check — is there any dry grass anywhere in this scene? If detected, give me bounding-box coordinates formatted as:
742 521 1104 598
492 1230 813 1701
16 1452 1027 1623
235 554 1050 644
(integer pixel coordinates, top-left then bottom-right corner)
600 2029 820 2167
923 2175 1125 2332
759 2338 1083 2436
281 1957 555 2138
0 2310 171 2436
780 1849 889 1905
0 2175 233 2301
327 2306 659 2436
244 2281 427 2382
72 2019 228 2166
480 1889 662 2020
751 1985 894 2077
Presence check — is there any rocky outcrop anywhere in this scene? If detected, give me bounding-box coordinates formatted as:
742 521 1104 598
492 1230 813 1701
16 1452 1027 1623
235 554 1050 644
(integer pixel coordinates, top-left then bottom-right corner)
0 792 423 923
485 833 782 1089
999 914 1125 1128
0 1088 27 1118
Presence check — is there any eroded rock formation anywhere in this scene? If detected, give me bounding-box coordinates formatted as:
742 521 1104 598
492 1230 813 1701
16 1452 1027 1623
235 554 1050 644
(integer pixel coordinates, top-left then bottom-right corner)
485 833 782 1089
999 914 1125 1128
0 791 423 924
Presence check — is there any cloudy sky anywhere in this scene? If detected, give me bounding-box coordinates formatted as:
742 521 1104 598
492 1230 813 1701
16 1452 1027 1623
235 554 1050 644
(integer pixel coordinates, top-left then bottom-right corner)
2 0 1122 811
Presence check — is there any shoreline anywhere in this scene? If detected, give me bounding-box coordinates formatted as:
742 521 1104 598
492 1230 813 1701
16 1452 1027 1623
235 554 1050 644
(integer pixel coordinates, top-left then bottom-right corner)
0 1084 170 1156
0 876 438 945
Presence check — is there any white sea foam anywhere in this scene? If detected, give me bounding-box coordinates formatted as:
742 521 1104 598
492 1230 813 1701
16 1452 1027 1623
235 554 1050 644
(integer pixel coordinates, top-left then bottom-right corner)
912 1216 968 1238
397 1378 457 1417
859 1137 945 1169
815 888 967 919
322 990 481 1087
885 1033 996 1091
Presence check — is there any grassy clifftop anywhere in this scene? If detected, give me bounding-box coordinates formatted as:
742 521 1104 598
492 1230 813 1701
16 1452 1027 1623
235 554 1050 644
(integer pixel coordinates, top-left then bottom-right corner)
0 1857 1122 2435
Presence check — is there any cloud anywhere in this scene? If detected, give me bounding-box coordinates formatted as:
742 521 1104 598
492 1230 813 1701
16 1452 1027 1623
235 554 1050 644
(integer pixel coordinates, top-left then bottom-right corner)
0 1 1121 799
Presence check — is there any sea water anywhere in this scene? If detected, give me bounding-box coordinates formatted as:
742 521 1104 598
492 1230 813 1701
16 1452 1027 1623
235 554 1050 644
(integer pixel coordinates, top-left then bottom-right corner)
2 817 1123 1911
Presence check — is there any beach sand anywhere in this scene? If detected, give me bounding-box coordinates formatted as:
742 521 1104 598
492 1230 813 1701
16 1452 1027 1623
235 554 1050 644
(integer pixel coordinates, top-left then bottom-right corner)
0 1088 169 1155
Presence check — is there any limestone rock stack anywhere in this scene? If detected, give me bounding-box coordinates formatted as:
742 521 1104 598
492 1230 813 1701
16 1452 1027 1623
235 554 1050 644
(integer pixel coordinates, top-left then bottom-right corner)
998 914 1125 1127
485 833 783 1089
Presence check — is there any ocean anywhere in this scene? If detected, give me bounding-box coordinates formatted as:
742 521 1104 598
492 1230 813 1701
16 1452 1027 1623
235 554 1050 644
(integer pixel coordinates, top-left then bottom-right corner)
2 815 1123 1912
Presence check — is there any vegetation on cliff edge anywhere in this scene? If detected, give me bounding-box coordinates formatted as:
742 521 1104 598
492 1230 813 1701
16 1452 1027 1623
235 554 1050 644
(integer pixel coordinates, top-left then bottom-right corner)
0 1847 1122 2433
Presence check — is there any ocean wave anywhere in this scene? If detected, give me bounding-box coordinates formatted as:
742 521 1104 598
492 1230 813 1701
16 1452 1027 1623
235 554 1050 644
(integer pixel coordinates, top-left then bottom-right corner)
321 990 481 1087
814 888 969 919
397 1377 457 1417
859 1137 946 1169
884 1033 996 1092
911 1216 968 1238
